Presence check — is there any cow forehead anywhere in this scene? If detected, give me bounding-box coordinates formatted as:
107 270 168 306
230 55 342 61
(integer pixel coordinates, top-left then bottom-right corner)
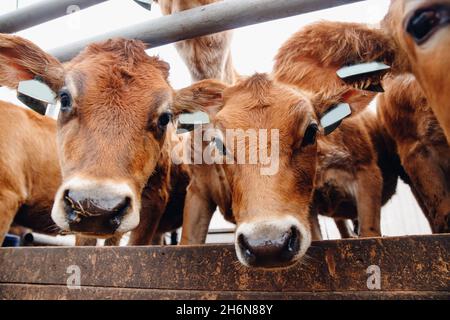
63 60 172 116
217 89 314 131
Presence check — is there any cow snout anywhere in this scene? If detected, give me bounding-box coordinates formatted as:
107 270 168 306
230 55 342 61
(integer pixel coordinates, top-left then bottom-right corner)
63 189 131 235
235 216 311 269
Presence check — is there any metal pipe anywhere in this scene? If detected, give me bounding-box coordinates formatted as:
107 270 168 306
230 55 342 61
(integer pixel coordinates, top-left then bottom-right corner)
51 0 362 61
0 0 109 33
22 232 75 246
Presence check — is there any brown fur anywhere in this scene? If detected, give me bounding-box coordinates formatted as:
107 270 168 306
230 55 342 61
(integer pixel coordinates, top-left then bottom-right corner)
175 75 316 237
177 22 403 243
272 21 404 237
0 34 188 245
0 101 187 245
0 34 63 91
273 21 398 116
310 110 400 236
175 73 400 246
0 101 61 245
284 19 449 234
155 0 239 244
156 0 237 84
378 75 450 233
381 0 450 142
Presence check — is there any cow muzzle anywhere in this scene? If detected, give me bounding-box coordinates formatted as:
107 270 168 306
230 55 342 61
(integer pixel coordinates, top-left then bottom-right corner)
235 216 311 269
51 178 140 236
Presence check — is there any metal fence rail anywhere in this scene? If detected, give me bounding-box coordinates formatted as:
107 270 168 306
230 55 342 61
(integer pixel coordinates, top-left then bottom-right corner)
0 0 109 33
50 0 363 61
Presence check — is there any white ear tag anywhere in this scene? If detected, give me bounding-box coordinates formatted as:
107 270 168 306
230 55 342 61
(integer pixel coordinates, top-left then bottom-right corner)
320 103 352 135
18 79 56 104
17 79 57 115
45 102 61 120
133 0 153 10
210 136 228 156
177 111 210 133
337 62 390 92
337 62 390 79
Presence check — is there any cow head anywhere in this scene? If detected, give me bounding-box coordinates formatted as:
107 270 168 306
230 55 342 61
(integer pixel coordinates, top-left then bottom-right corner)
383 0 450 142
0 34 173 238
174 74 357 268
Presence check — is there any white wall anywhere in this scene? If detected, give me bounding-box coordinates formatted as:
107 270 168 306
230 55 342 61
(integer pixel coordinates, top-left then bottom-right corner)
0 0 432 242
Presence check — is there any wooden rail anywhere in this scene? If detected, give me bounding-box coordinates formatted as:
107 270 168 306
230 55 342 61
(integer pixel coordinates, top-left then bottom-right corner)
0 234 448 299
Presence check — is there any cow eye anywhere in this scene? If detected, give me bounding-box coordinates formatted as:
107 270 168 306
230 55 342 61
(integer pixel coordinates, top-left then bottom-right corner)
59 90 72 112
301 123 319 148
406 5 449 44
158 112 173 129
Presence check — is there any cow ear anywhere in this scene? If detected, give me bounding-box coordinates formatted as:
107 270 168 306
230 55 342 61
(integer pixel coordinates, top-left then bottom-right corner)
274 21 398 117
0 33 64 92
173 79 227 133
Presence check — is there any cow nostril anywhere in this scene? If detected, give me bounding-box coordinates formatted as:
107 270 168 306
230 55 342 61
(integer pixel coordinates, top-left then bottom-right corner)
114 196 131 214
63 190 81 224
237 225 302 268
237 233 256 265
286 226 301 255
108 197 131 228
63 189 132 234
109 216 122 228
67 209 81 224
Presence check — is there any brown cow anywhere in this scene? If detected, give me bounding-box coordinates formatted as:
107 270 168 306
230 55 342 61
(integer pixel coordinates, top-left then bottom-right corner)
172 20 409 267
378 75 450 233
0 34 188 244
382 0 450 143
273 21 404 238
153 0 239 244
0 101 61 245
0 100 187 246
155 0 237 84
174 71 401 268
177 21 402 246
293 20 449 233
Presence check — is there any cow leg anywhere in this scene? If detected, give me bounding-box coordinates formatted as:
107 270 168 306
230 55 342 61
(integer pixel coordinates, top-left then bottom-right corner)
309 212 322 241
0 191 21 246
104 234 122 246
352 219 359 235
128 209 165 246
151 232 165 245
335 219 357 239
180 185 216 245
402 149 450 233
355 165 382 237
170 231 178 245
75 237 97 246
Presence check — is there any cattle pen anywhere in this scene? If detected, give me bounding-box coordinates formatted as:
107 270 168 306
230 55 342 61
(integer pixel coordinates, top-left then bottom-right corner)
0 0 449 300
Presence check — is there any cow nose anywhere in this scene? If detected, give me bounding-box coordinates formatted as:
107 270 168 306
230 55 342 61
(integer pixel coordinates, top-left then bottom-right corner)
237 226 301 268
63 189 131 235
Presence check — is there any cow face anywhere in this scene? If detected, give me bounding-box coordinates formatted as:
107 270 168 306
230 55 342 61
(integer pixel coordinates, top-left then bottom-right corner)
384 0 450 141
174 75 352 268
0 35 173 238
